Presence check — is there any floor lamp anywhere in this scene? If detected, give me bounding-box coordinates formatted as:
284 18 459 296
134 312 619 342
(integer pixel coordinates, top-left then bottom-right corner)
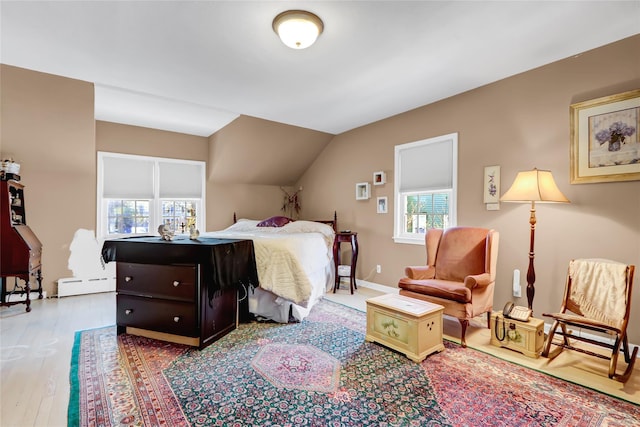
500 168 570 310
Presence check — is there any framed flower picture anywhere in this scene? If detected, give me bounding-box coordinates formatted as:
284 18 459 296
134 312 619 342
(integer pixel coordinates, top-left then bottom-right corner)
483 165 500 203
570 89 640 184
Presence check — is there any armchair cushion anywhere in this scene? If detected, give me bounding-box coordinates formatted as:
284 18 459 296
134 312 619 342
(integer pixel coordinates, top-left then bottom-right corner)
398 278 472 303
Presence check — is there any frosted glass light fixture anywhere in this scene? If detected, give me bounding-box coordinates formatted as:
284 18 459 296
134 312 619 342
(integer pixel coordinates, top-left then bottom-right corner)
273 10 324 49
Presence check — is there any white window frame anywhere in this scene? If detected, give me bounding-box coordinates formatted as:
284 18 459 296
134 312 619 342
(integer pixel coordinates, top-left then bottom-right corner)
97 152 206 238
393 133 458 245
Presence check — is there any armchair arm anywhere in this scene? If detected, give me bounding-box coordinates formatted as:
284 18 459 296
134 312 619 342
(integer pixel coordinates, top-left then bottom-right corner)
464 273 493 289
404 265 436 280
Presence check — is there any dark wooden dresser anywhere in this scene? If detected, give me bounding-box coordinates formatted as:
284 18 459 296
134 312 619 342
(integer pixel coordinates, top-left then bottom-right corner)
102 236 257 349
1 178 43 312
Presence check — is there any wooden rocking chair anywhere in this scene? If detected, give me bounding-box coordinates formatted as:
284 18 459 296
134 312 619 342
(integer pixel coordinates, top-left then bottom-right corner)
541 259 637 382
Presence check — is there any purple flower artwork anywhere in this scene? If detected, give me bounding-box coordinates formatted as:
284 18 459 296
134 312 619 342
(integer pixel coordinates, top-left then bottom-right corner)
594 121 636 152
487 172 497 196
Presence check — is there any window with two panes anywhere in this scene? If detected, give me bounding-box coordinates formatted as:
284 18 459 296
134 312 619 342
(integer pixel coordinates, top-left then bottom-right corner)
98 152 205 238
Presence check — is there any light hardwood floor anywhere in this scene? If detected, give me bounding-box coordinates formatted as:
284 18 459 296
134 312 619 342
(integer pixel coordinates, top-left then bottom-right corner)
1 286 638 427
1 293 115 427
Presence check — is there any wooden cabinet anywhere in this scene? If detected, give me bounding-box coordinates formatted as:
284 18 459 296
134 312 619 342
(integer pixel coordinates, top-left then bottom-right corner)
366 294 445 362
115 262 239 347
0 179 43 312
490 312 545 358
103 237 257 349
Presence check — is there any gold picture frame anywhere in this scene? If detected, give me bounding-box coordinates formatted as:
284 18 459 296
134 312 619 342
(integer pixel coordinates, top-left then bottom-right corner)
570 89 640 184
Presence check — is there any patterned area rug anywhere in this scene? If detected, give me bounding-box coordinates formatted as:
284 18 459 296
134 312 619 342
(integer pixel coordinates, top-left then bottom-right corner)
69 299 639 426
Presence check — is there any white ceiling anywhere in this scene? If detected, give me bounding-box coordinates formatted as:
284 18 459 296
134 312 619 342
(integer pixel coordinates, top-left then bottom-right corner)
2 1 639 136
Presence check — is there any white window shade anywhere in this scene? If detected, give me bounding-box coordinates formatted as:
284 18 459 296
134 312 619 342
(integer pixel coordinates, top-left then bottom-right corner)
102 156 154 198
398 138 454 193
159 161 203 198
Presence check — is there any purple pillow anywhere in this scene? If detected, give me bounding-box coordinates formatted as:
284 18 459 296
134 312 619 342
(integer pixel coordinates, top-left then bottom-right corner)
257 216 293 227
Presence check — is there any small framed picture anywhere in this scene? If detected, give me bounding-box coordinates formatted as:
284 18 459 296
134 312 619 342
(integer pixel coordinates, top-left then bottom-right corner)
373 171 386 186
355 182 370 200
483 165 500 203
377 196 388 214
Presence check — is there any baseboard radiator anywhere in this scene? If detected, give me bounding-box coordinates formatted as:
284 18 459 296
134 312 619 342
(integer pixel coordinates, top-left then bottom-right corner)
57 276 116 297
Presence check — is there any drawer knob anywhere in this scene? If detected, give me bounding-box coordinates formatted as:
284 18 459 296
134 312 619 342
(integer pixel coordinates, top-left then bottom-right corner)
173 281 180 287
173 316 181 323
125 276 133 282
125 309 133 315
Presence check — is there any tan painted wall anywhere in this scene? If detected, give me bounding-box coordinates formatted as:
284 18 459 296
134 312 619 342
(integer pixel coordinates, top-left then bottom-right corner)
96 121 209 161
206 183 287 231
209 115 333 185
1 65 96 293
206 115 333 230
298 35 640 342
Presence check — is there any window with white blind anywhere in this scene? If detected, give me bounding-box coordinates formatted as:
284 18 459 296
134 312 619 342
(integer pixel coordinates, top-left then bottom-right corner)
393 133 457 244
97 152 206 238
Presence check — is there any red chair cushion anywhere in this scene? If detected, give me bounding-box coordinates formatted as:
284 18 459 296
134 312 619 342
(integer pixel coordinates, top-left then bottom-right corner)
398 278 472 303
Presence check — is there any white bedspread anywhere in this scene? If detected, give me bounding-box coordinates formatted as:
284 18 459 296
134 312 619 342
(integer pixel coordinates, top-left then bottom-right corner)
201 220 335 321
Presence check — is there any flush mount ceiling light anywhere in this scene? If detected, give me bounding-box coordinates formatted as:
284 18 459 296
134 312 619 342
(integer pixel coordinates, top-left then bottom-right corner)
272 10 324 49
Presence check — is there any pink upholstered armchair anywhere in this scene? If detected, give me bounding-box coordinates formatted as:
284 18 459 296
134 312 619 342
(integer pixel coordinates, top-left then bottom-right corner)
398 227 499 347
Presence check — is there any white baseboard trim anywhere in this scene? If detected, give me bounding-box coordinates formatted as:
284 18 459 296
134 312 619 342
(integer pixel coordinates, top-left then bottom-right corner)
356 279 639 356
541 323 639 358
57 276 116 297
356 279 399 295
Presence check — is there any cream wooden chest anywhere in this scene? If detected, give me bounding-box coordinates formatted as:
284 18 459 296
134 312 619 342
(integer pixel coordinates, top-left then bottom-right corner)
490 312 545 358
365 294 444 362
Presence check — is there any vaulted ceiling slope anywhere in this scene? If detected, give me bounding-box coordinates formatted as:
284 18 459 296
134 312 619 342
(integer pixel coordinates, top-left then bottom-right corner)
1 1 639 136
209 115 333 185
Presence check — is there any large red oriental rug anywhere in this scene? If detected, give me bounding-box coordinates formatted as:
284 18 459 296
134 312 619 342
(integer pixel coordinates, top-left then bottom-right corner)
68 299 639 426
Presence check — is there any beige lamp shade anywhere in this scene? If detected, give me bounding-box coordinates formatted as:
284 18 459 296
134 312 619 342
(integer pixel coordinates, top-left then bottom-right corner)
500 168 570 203
273 10 324 49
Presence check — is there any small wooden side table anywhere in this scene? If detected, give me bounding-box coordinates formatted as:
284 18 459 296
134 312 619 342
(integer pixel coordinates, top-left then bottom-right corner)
333 231 358 294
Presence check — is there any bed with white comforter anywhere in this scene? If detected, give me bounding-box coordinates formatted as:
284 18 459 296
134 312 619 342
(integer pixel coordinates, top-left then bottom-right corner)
201 219 335 322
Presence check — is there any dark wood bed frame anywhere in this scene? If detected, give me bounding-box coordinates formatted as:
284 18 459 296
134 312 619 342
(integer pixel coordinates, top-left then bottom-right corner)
233 211 337 232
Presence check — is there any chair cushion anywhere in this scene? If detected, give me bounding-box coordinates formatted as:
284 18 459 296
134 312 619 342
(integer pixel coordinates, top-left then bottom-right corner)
434 227 488 282
398 278 472 303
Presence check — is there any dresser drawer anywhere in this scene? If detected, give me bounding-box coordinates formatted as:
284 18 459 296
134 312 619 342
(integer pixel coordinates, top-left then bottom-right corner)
117 294 197 337
117 263 196 301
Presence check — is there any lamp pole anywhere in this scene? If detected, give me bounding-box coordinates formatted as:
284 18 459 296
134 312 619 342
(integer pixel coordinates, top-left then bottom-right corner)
526 201 537 310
